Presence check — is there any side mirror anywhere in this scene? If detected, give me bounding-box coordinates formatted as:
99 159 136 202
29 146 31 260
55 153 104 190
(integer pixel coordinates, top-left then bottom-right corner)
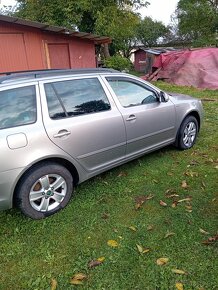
159 91 169 102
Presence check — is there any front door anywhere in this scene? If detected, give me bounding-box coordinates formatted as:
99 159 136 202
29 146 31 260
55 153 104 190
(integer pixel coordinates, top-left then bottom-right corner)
40 76 126 172
105 77 176 157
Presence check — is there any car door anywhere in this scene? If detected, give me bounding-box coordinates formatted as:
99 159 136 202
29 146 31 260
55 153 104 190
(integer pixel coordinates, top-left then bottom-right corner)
104 76 176 157
39 76 126 172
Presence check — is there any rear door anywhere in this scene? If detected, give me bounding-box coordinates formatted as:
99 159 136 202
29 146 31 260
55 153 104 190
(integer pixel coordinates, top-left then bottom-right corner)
39 76 126 172
104 76 176 157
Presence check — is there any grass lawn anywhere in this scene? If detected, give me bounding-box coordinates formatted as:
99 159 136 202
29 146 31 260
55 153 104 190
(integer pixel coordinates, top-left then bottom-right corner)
0 82 217 290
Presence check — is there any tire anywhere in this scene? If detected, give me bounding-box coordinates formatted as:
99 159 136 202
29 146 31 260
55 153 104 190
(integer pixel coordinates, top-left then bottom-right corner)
177 116 198 150
16 162 73 219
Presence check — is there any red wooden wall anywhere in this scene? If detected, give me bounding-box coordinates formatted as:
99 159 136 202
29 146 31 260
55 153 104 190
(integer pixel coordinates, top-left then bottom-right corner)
0 21 96 73
134 49 147 72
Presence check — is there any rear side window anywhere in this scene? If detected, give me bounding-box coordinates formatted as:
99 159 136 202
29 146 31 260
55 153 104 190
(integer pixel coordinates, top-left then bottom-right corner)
44 78 111 120
0 86 37 130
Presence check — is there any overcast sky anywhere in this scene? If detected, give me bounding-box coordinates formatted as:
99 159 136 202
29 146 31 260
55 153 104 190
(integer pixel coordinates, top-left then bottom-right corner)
0 0 179 25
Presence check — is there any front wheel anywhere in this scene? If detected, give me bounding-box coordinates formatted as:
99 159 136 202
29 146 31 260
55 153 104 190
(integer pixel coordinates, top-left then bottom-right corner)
15 162 73 219
176 116 198 150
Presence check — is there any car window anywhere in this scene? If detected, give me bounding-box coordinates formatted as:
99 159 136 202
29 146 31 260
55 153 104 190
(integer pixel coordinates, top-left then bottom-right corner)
44 78 111 119
107 79 157 108
0 86 37 130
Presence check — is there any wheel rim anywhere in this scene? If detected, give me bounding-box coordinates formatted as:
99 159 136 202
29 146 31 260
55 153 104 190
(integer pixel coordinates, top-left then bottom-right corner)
183 121 197 148
29 174 67 212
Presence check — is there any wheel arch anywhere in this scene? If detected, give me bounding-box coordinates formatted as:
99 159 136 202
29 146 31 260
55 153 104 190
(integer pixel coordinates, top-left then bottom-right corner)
175 110 201 147
13 157 79 206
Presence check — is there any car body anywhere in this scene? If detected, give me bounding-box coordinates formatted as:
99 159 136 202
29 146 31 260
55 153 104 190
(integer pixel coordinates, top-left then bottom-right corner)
0 69 203 219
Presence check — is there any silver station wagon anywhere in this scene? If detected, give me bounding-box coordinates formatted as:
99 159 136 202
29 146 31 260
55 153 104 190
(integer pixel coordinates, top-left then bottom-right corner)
0 69 203 219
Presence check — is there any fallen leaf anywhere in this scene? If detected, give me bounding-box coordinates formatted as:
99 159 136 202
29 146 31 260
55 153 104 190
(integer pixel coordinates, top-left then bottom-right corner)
177 197 192 203
101 212 110 219
164 232 175 239
215 165 218 169
88 260 102 268
107 240 119 248
147 224 154 231
134 194 154 210
199 228 210 235
202 234 218 245
184 171 198 177
51 278 57 290
172 201 178 208
117 171 128 177
160 200 167 207
152 179 158 184
129 226 137 232
136 244 150 254
70 273 87 285
172 269 187 275
97 257 105 262
175 282 184 290
201 181 206 189
88 258 105 268
167 172 174 176
156 257 169 265
166 193 179 199
181 180 188 189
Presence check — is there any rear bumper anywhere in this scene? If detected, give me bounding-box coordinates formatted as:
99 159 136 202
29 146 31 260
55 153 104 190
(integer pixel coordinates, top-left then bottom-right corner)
0 168 23 210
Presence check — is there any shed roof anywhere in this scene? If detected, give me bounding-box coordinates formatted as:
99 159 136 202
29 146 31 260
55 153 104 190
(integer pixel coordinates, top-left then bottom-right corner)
0 14 111 44
135 47 178 55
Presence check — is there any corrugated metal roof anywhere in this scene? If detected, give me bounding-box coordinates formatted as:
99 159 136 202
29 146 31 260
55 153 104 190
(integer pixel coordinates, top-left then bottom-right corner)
0 14 111 44
136 47 178 55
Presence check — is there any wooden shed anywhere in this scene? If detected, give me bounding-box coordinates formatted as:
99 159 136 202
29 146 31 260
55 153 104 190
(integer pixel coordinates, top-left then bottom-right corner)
0 14 111 73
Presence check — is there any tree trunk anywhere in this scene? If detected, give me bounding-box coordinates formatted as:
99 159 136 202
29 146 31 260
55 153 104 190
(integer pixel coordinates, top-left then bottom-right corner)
102 43 110 58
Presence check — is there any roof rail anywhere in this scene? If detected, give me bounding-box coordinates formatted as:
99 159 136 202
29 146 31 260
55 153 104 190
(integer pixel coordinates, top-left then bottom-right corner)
0 68 118 84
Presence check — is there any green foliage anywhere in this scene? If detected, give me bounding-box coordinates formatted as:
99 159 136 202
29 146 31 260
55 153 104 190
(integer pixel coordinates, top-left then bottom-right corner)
104 55 133 71
176 0 218 46
136 17 169 47
95 8 140 57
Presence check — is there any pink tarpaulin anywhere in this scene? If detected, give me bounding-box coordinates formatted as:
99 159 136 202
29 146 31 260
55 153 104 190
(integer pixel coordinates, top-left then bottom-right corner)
152 48 218 90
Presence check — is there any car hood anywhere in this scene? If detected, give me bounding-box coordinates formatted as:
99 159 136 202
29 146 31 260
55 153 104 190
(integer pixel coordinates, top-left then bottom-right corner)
168 92 198 103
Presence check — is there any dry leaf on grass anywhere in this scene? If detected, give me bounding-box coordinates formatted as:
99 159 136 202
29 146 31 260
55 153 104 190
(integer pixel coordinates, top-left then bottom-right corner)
164 232 175 239
156 257 169 265
175 282 184 290
177 197 192 203
88 257 105 268
172 201 178 208
199 228 210 235
134 194 154 210
117 171 128 177
136 244 150 254
51 278 57 290
160 200 167 207
70 273 87 285
181 180 188 188
147 224 154 231
129 226 137 232
107 240 119 248
202 234 218 245
172 269 187 275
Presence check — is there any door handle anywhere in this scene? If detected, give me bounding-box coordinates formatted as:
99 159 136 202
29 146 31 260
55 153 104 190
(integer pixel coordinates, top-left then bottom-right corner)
126 114 136 121
53 130 71 138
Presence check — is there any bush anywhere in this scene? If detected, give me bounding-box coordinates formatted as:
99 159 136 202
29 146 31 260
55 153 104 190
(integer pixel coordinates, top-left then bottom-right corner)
104 55 132 72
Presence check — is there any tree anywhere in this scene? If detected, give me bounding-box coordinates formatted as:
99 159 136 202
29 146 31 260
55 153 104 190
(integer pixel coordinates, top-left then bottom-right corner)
176 0 218 46
136 17 168 47
95 7 140 57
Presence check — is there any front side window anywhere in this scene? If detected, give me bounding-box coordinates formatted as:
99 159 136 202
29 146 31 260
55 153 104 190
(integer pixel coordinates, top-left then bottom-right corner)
44 78 111 119
107 79 157 108
0 86 37 130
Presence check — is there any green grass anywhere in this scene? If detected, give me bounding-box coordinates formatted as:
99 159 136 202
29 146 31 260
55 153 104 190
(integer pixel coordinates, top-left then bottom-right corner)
0 82 218 290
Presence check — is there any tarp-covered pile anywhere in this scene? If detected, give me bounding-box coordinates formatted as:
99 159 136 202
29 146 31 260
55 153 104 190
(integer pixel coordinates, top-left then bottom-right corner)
152 48 218 90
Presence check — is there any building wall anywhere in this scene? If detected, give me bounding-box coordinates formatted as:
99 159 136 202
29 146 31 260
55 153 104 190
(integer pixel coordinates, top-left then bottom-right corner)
0 21 96 73
134 50 147 72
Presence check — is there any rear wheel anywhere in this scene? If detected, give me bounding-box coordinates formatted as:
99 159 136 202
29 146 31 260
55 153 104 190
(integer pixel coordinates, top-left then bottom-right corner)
16 162 73 219
177 116 198 150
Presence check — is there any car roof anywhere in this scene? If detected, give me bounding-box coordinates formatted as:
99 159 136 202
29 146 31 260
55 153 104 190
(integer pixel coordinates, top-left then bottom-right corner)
0 68 119 85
